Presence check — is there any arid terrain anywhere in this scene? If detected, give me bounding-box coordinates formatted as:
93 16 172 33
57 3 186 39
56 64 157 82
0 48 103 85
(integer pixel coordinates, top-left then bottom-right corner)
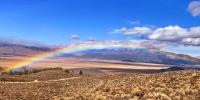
1 0 200 99
0 43 200 100
0 56 170 73
0 68 200 100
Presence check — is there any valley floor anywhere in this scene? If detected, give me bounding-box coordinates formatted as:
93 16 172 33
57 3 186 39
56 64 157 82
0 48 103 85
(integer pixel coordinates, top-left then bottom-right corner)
0 57 169 72
0 69 200 100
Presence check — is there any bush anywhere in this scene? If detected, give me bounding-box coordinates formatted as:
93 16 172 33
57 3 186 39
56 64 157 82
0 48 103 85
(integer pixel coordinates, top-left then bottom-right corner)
0 67 65 75
79 70 83 75
64 69 69 73
135 91 145 99
0 72 8 75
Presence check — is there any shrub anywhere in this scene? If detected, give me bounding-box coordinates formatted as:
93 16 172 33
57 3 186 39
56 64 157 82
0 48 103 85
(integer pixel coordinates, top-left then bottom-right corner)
79 70 83 75
135 91 145 99
64 69 69 73
0 71 8 75
0 67 65 75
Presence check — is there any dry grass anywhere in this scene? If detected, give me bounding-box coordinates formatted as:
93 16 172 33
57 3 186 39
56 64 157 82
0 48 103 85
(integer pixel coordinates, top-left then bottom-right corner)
0 68 75 82
0 69 199 100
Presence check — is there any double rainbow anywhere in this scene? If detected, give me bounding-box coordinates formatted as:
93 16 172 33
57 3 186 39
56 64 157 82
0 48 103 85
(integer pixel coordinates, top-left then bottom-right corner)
2 43 157 72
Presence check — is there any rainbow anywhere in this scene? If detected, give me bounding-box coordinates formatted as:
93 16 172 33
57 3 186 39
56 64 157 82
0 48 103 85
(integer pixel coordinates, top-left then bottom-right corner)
2 43 158 72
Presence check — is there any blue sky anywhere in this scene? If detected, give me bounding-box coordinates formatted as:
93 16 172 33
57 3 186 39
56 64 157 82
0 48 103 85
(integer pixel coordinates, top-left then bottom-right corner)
0 0 200 56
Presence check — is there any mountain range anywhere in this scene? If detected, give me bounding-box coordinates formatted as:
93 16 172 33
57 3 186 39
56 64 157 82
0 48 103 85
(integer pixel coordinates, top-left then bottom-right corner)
60 48 200 66
0 43 51 56
0 42 200 66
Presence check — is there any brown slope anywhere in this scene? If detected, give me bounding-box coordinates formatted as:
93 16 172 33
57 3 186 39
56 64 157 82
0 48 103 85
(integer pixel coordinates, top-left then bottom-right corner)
0 43 51 57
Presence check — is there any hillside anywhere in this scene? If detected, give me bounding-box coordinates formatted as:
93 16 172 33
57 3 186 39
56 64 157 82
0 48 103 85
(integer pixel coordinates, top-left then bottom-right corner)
60 48 200 65
0 43 200 67
0 69 199 99
0 43 51 57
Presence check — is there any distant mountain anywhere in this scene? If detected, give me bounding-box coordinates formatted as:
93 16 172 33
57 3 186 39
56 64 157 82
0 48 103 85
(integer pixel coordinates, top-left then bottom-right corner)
60 48 200 65
160 66 200 72
0 43 51 56
196 56 200 59
0 42 199 66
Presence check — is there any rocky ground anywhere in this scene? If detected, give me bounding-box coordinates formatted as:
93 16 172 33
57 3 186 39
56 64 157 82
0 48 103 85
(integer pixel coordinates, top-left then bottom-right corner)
0 69 200 100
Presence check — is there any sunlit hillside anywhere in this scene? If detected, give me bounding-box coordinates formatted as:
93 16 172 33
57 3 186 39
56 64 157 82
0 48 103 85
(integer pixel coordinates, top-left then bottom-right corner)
0 68 200 100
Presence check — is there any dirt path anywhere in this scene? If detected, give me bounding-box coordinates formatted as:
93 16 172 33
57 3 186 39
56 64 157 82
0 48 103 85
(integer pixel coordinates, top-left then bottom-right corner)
0 77 80 84
89 80 105 92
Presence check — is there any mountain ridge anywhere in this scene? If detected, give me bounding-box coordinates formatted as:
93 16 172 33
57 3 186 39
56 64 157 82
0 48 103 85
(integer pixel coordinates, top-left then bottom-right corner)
0 43 51 56
0 42 199 66
60 48 200 65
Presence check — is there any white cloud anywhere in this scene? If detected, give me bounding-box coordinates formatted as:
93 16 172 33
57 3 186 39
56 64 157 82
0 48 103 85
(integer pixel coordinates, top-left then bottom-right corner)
115 25 200 46
70 34 79 40
113 27 152 35
148 26 200 44
149 26 200 45
188 1 200 16
182 38 200 46
189 26 200 38
87 37 96 42
75 40 161 50
148 25 188 41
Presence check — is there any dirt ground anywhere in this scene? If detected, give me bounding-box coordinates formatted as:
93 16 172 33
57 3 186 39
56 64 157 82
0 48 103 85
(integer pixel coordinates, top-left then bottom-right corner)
0 69 199 100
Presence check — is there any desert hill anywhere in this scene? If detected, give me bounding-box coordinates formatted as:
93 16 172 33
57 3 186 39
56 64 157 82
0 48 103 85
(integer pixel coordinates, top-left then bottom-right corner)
0 69 199 99
0 43 51 57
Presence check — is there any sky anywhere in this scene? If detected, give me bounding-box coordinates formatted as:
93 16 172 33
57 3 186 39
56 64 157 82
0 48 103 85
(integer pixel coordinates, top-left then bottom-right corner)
0 0 200 56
